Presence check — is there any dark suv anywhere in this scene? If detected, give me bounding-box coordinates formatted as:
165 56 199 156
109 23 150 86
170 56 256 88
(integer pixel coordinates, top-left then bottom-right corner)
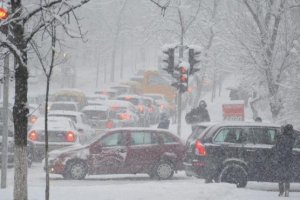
184 122 300 187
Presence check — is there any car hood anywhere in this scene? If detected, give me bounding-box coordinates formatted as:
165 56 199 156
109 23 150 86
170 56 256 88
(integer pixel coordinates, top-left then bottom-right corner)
49 143 88 158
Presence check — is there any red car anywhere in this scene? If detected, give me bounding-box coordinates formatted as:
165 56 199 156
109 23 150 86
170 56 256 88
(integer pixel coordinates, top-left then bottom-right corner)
46 128 185 180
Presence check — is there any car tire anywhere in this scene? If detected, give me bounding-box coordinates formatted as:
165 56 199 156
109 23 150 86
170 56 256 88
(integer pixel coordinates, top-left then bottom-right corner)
154 161 174 180
68 161 87 180
217 163 247 188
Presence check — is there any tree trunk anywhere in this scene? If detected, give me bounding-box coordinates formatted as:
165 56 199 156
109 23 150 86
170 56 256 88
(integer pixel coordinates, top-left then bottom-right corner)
11 1 29 200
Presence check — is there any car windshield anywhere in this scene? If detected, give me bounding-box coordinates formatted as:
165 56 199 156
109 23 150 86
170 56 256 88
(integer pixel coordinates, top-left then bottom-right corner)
50 104 76 111
83 110 107 120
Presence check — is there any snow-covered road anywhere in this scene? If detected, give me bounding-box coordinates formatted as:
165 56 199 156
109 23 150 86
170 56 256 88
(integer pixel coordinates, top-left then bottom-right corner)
1 163 300 200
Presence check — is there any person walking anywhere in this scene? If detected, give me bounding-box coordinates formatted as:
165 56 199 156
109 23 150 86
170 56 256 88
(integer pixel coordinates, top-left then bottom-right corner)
185 100 210 124
273 124 295 197
157 112 170 129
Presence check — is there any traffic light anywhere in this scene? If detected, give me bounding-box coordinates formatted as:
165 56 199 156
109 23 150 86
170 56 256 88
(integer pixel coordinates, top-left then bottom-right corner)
179 66 188 93
161 48 174 74
188 48 201 75
0 4 9 35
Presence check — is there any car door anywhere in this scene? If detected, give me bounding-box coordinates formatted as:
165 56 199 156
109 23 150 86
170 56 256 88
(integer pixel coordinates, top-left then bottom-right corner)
88 131 128 175
248 127 280 182
124 130 161 174
291 130 300 182
212 127 253 167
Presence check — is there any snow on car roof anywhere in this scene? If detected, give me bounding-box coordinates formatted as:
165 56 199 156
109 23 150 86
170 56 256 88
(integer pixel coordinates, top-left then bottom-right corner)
82 105 110 111
105 100 136 107
192 121 281 128
51 101 79 105
48 110 82 116
116 94 143 99
31 116 74 130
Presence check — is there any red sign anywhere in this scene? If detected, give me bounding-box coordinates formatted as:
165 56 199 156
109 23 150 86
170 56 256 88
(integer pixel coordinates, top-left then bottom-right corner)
222 103 244 121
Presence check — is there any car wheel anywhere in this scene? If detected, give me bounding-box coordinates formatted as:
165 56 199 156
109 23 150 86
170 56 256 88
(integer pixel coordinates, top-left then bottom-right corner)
68 161 87 180
154 161 174 180
218 164 247 188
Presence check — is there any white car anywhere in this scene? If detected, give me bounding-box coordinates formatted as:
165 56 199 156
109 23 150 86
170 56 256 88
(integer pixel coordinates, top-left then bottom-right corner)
27 116 84 161
48 110 95 140
49 101 80 112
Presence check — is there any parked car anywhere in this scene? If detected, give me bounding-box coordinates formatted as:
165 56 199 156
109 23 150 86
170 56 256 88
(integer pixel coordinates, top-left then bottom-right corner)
28 116 84 161
46 128 185 180
48 110 95 140
49 101 80 112
183 121 300 188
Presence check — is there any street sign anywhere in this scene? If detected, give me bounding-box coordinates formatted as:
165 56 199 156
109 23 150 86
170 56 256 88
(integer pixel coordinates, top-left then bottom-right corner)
222 102 244 121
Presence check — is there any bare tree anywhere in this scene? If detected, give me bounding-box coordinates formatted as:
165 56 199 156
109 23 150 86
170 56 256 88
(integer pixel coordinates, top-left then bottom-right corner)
0 1 91 199
226 0 300 120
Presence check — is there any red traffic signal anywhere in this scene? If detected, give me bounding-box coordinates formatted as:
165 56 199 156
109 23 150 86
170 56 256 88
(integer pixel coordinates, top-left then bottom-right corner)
0 7 8 20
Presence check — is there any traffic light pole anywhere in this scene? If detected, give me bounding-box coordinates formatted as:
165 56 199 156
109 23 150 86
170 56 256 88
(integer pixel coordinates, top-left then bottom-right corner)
1 52 9 188
176 39 184 137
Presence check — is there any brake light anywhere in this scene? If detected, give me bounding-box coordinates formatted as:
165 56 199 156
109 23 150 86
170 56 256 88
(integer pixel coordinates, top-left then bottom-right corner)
138 105 144 113
65 131 76 142
195 140 206 156
28 131 38 141
160 104 164 110
29 115 37 124
119 113 131 120
106 120 113 129
148 107 153 112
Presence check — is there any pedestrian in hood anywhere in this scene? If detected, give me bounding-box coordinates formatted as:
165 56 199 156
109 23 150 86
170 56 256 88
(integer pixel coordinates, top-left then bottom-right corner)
272 124 295 197
185 100 210 124
157 112 170 129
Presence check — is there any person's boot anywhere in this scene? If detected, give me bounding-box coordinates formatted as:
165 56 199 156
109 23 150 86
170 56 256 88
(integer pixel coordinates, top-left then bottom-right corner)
284 182 290 197
279 182 284 196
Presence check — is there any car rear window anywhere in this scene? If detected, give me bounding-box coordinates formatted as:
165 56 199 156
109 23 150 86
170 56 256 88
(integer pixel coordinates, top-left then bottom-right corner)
83 110 107 120
186 126 208 144
50 104 76 111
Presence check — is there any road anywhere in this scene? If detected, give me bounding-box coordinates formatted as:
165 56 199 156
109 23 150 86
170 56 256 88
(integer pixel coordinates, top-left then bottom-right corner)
2 163 300 200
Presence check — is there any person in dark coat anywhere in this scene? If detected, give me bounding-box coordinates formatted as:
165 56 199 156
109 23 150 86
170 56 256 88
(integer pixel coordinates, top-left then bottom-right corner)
157 112 170 129
273 124 295 197
185 100 210 124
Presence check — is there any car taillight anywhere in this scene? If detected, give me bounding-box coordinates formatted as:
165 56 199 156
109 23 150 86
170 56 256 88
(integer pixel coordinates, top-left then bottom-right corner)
29 115 37 124
138 105 144 113
65 131 76 142
148 107 153 112
28 131 38 141
106 120 113 129
160 104 164 110
195 140 206 156
119 113 130 120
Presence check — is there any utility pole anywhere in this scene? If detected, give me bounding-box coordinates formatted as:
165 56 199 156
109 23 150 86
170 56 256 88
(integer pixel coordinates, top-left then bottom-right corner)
1 52 9 188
